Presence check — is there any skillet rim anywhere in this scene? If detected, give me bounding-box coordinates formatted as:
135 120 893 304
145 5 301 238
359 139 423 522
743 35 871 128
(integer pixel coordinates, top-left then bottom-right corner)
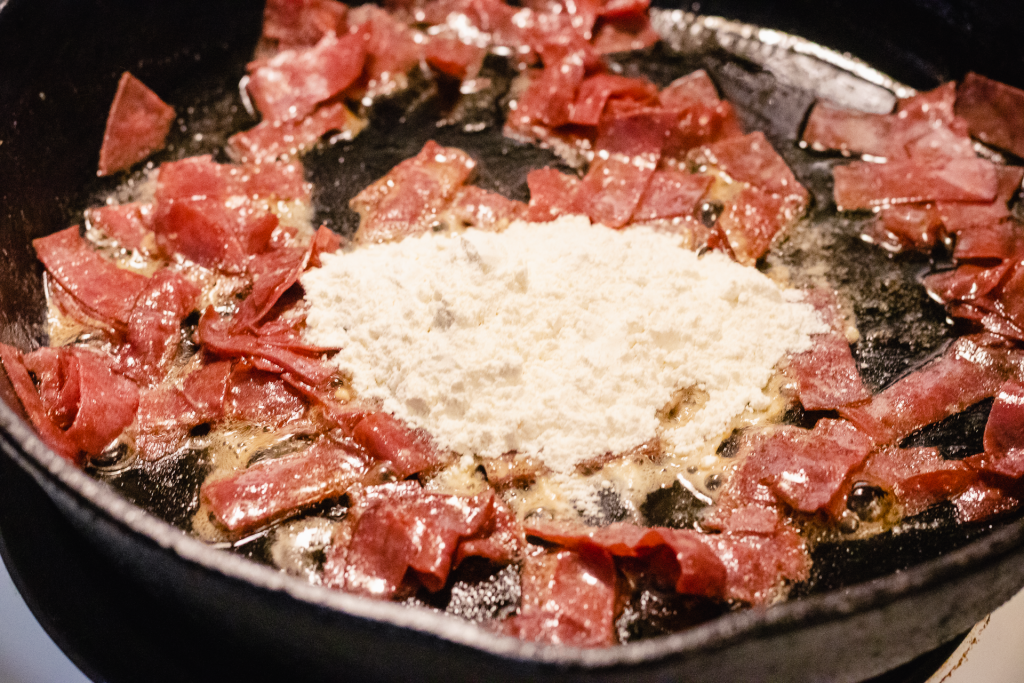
1 1 1024 674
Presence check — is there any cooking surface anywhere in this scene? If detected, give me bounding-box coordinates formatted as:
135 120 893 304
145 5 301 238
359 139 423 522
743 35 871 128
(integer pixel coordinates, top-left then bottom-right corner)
0 446 1021 683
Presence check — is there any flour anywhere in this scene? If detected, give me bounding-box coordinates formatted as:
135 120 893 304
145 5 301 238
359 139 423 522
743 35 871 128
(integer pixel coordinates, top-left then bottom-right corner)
301 216 826 473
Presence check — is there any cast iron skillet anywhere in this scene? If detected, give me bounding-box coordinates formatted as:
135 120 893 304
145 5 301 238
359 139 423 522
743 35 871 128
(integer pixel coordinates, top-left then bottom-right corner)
3 1 1024 681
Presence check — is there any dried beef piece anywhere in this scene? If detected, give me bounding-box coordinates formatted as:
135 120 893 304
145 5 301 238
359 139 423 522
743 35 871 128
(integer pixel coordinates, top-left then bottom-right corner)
501 546 618 647
228 101 366 164
247 31 366 123
424 36 487 80
788 289 869 411
351 141 476 242
202 439 371 533
956 72 1024 160
571 106 677 228
261 0 348 51
833 158 999 211
693 131 806 201
97 72 175 176
525 167 581 222
974 380 1024 479
117 269 201 385
351 411 443 478
630 168 711 223
324 484 517 599
2 345 138 463
839 336 1023 445
85 203 154 252
714 185 801 266
858 446 978 517
801 101 894 157
524 520 728 599
198 307 336 388
447 186 527 232
567 73 658 127
721 419 874 516
33 226 149 328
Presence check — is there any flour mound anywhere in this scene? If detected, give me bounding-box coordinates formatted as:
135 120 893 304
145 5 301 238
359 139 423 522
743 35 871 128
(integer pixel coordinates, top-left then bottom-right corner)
301 216 825 472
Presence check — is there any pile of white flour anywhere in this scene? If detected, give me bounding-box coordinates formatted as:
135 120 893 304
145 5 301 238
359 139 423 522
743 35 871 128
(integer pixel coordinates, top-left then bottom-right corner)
301 216 825 472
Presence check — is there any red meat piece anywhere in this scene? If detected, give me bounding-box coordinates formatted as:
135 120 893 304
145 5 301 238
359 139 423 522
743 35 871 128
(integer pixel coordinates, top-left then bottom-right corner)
937 166 1023 234
154 199 249 271
991 262 1024 332
714 185 796 266
574 157 655 228
13 346 137 459
572 106 677 227
85 203 154 252
897 82 958 124
351 141 476 242
152 156 308 269
591 13 659 54
118 269 201 384
905 126 976 164
202 439 371 533
979 380 1024 478
953 480 1021 523
198 307 336 388
448 186 527 231
801 102 895 158
97 72 175 176
502 547 617 647
351 411 441 478
839 336 1021 445
227 364 309 427
698 526 810 605
631 169 711 222
229 101 364 164
182 360 232 420
568 73 658 126
235 159 311 201
21 349 78 430
135 386 195 461
247 31 366 123
659 70 721 109
859 447 978 517
231 247 307 333
869 203 943 252
455 494 525 566
508 59 587 132
725 419 874 515
33 226 149 327
347 5 421 97
788 289 869 411
525 167 581 222
262 0 348 50
661 100 744 159
325 484 515 598
0 345 80 462
524 521 727 598
833 158 999 211
135 361 231 460
424 37 486 80
598 0 649 20
924 262 1012 305
953 220 1019 262
956 72 1024 159
306 224 342 269
696 131 806 200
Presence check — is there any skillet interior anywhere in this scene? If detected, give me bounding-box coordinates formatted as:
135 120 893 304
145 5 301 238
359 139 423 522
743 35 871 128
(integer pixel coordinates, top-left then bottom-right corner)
2 1 1024 681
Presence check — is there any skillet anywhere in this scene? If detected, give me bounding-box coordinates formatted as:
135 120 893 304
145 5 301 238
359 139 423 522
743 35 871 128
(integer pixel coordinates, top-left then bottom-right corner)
2 0 1024 681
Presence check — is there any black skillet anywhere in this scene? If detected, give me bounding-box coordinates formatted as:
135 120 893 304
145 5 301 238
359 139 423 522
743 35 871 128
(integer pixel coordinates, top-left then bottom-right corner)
2 1 1024 681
